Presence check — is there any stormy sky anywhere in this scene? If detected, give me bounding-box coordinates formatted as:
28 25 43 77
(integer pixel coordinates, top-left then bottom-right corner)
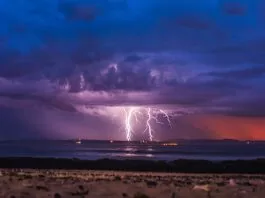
0 0 265 140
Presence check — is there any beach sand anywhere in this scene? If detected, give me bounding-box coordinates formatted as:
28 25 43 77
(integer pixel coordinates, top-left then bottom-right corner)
1 169 265 198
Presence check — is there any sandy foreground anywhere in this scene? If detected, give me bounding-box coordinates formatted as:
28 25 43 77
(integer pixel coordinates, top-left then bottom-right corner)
1 169 265 198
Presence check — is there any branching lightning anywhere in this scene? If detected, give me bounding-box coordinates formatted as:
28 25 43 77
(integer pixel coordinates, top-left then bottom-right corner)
123 108 133 141
159 109 172 128
144 108 154 141
123 107 172 141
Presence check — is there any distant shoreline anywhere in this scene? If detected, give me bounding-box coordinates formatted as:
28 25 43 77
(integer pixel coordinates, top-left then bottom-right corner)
1 157 265 173
1 139 264 142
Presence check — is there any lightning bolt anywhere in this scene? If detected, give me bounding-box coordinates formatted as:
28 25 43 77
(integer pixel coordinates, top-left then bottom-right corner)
123 107 142 141
159 109 172 128
123 107 134 141
123 107 172 142
145 108 154 141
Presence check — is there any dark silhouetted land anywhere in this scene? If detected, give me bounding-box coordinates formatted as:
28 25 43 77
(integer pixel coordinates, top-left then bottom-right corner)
1 157 265 173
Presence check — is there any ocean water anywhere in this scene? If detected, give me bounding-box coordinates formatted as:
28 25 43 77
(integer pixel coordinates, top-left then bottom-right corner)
0 140 265 161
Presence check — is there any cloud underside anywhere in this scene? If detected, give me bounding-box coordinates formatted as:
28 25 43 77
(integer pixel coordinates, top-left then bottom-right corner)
0 72 264 117
0 0 265 118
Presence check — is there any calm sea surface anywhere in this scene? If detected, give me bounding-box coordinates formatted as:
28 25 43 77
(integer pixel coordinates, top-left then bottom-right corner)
0 140 265 161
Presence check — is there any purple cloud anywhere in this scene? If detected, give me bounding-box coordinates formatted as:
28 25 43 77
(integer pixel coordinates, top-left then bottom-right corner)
0 0 265 139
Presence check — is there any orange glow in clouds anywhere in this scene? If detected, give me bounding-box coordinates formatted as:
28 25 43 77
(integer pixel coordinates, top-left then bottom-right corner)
188 115 265 140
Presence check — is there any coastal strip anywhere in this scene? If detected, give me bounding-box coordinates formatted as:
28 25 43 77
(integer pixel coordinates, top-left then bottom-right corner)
0 157 265 173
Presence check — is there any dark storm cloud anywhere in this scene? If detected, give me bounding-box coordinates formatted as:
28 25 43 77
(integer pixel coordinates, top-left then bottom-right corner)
222 3 247 16
58 1 97 21
0 93 77 112
207 40 265 66
205 65 265 80
0 0 265 120
216 95 265 117
176 16 212 30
